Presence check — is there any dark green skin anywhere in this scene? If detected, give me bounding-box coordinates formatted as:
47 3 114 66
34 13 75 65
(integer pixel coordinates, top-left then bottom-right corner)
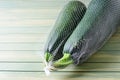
44 1 86 61
63 0 120 65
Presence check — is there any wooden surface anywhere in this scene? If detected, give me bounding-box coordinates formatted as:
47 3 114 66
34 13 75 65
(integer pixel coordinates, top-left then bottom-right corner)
0 0 120 80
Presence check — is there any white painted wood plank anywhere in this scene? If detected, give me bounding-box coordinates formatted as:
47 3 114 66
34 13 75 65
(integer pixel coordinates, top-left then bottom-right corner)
0 43 44 50
0 63 120 72
0 19 55 27
0 0 66 9
0 27 51 34
0 51 41 62
0 72 118 80
0 34 48 42
0 9 60 20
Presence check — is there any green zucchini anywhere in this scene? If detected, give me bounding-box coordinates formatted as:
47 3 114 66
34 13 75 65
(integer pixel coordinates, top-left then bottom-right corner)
44 1 86 63
53 0 120 69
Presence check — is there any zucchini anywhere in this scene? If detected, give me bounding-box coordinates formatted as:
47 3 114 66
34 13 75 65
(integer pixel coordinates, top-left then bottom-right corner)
53 0 120 68
44 1 86 63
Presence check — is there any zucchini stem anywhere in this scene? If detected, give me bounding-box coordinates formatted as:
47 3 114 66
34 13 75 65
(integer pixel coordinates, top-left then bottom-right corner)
53 53 73 68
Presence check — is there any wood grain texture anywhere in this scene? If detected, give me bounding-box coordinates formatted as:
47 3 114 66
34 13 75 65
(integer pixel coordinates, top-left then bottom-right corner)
0 0 119 80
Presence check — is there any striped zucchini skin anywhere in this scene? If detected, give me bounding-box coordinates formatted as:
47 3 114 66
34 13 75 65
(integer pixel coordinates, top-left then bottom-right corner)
54 0 120 68
44 1 86 62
